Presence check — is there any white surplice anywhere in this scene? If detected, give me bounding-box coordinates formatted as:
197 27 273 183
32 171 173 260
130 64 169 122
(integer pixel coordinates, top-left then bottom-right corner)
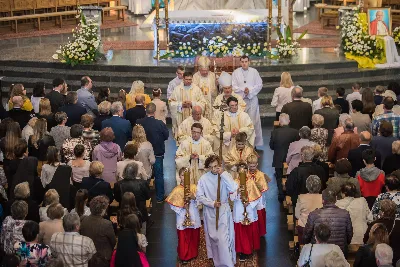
169 199 201 230
197 171 238 267
169 84 206 139
230 188 261 224
193 71 218 120
167 76 183 100
175 137 214 184
232 67 263 147
177 116 219 152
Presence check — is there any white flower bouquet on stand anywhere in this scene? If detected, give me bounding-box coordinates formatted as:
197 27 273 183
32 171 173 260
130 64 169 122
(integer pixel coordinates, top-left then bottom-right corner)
52 9 102 66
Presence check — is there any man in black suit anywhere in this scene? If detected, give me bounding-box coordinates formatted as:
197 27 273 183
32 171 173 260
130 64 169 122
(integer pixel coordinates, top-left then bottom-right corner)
137 103 169 203
46 78 67 113
58 92 87 127
8 96 35 129
269 113 299 202
333 87 350 114
348 131 382 177
126 95 146 127
281 86 312 130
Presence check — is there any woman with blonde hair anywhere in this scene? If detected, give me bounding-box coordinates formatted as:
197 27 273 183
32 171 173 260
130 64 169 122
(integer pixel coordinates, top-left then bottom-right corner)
271 72 294 120
128 125 155 179
126 81 151 110
36 98 56 131
8 84 33 112
193 56 217 120
22 117 38 143
28 119 55 166
315 95 340 145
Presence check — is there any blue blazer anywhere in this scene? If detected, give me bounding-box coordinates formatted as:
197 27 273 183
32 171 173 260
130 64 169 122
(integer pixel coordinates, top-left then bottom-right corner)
101 116 132 150
136 116 169 156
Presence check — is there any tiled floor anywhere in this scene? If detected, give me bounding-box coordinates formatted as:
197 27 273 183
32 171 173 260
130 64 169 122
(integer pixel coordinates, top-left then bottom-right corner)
146 126 294 266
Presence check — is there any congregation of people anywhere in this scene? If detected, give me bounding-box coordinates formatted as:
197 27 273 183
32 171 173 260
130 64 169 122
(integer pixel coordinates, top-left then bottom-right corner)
0 52 399 267
270 75 400 267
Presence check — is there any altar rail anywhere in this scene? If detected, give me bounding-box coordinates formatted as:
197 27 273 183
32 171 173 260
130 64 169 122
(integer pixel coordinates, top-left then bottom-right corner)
0 0 120 16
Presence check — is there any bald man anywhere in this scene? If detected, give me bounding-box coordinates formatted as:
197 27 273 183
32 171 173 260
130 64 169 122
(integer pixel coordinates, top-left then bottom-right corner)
8 96 35 129
348 131 382 177
177 106 219 151
126 94 146 126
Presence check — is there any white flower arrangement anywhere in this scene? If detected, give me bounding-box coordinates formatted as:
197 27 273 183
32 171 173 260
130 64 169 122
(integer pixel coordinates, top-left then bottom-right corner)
202 36 233 58
393 27 400 46
339 8 383 59
275 26 306 59
52 9 101 66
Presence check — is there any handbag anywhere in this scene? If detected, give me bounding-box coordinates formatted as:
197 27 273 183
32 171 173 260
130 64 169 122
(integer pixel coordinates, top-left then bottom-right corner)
301 244 313 267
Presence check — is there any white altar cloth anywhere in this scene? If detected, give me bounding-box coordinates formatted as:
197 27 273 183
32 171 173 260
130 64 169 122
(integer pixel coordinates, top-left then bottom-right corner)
141 9 281 28
376 36 400 69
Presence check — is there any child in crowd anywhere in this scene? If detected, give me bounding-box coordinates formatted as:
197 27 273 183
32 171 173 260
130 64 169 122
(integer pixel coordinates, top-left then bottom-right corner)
151 88 168 124
166 168 200 264
247 154 270 237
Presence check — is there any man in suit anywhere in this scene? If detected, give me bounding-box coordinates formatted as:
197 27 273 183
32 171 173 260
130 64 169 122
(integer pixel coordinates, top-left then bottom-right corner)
46 78 66 113
350 100 372 133
101 101 132 150
281 86 312 130
348 131 382 177
269 113 299 202
77 76 99 117
125 95 146 127
333 87 350 114
8 96 35 129
58 92 87 127
137 103 169 203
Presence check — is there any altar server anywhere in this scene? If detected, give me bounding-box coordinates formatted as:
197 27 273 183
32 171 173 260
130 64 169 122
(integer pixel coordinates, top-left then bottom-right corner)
175 122 214 184
230 163 262 261
214 96 255 150
193 56 218 120
169 72 206 139
224 132 256 175
177 105 218 151
167 66 185 99
166 168 201 264
232 55 263 147
247 154 270 237
197 155 238 267
213 71 246 121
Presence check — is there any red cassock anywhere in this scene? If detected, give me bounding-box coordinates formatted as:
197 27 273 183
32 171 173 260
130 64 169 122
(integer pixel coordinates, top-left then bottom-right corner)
234 222 260 254
257 208 267 237
177 228 200 261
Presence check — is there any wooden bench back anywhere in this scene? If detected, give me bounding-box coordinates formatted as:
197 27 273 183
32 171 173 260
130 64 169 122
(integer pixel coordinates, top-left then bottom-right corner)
13 0 36 12
36 0 57 9
78 0 98 5
0 0 12 12
57 0 77 8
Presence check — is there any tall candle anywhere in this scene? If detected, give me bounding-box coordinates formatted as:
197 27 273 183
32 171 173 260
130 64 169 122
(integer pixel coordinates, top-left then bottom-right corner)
239 169 246 199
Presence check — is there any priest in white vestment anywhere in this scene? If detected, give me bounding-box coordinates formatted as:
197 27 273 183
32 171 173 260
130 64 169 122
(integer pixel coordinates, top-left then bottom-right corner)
232 56 263 147
167 66 185 99
169 72 206 139
197 155 238 267
177 105 219 152
175 122 214 184
193 56 218 120
214 96 255 151
213 71 247 122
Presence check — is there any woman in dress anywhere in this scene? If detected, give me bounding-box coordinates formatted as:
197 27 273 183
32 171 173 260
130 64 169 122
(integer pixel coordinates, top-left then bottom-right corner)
126 80 151 110
8 84 33 112
129 125 154 180
362 87 376 119
31 82 46 114
151 88 167 124
36 98 56 132
28 119 55 172
310 114 328 162
271 72 294 120
70 189 91 218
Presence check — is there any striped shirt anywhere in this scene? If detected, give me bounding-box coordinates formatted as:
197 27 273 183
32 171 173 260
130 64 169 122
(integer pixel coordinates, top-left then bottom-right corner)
371 111 400 138
50 232 96 267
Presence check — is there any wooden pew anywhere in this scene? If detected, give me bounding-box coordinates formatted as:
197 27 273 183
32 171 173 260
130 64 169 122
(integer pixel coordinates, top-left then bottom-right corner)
101 5 126 22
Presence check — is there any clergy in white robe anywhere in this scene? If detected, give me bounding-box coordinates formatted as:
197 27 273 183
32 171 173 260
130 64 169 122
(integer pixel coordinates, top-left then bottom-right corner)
166 169 201 262
169 72 206 139
193 56 218 120
214 96 255 151
175 123 214 184
232 56 263 147
230 176 262 257
213 71 247 123
197 155 238 267
167 66 185 99
177 105 219 151
223 132 256 176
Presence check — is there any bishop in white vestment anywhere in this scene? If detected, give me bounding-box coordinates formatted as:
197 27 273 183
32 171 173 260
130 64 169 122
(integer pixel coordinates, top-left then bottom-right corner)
175 123 214 184
232 57 263 147
177 106 219 151
193 56 218 120
169 72 206 139
197 156 238 267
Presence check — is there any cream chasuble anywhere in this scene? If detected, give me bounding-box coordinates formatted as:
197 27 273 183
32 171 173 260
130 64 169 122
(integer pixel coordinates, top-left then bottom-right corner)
177 116 219 152
223 145 256 176
169 84 206 139
193 71 218 120
216 110 255 150
212 92 247 123
175 137 214 184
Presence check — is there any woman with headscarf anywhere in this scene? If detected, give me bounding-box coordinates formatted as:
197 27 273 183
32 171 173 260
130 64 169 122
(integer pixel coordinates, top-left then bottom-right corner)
126 80 152 110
